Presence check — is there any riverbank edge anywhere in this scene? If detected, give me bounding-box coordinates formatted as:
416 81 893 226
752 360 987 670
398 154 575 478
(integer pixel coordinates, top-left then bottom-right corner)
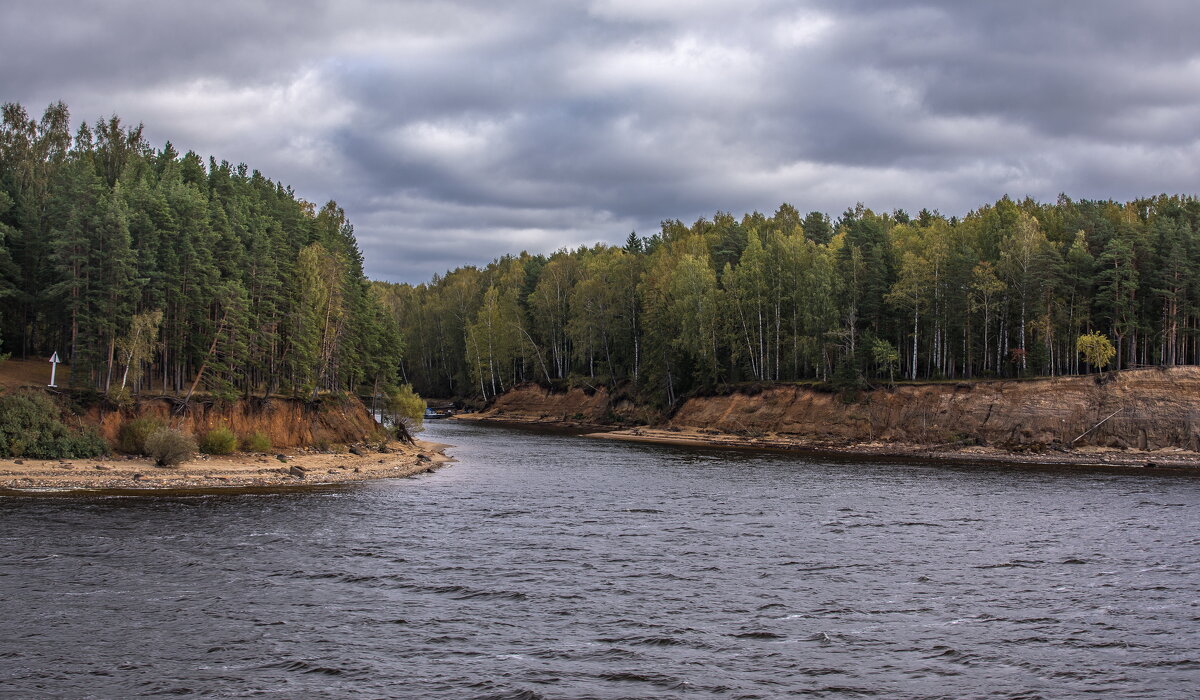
453 413 1200 470
590 428 1200 469
0 439 453 494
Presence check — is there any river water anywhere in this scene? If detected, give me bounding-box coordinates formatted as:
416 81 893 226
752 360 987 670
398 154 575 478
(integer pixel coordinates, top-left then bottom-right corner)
2 420 1198 698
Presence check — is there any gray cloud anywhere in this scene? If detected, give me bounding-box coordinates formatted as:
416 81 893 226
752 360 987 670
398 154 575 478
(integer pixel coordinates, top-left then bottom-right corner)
4 1 1200 281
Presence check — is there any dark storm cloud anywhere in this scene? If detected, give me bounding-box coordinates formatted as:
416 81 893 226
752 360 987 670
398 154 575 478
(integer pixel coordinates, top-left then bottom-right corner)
5 1 1200 281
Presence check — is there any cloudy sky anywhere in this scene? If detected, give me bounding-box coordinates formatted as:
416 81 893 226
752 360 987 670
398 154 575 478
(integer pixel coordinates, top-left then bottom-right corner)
5 1 1199 282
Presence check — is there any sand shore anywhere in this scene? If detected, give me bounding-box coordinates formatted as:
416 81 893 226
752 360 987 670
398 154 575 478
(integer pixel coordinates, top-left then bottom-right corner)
0 439 452 493
586 427 1200 470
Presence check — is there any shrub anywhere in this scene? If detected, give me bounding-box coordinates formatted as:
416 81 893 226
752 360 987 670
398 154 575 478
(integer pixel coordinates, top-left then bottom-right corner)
106 386 133 408
0 391 109 459
240 431 272 453
386 383 426 433
199 426 237 455
1077 331 1116 371
46 427 109 460
145 428 197 467
117 417 166 455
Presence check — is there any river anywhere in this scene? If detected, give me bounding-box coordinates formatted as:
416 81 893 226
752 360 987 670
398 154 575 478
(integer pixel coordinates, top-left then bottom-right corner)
2 420 1198 698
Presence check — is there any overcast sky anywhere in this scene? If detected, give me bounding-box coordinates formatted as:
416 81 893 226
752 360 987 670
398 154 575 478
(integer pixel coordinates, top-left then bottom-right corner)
5 1 1199 282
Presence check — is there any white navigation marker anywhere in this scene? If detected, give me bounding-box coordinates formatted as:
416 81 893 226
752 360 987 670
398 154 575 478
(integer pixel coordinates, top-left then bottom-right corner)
48 351 60 388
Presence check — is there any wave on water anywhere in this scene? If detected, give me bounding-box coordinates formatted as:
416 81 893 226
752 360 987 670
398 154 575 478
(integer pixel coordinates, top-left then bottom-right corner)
2 419 1198 698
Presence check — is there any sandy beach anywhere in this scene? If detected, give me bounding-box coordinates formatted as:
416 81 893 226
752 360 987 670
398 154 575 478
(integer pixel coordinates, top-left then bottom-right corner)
0 439 452 493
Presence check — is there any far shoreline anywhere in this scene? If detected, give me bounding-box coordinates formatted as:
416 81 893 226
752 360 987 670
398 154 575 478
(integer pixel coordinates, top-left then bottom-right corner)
589 428 1200 471
453 414 1200 472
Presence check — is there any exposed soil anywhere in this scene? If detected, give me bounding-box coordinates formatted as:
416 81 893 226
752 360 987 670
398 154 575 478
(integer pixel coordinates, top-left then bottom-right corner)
460 384 654 428
461 367 1200 468
86 395 383 449
0 439 452 492
3 358 386 449
586 427 1200 470
0 360 454 492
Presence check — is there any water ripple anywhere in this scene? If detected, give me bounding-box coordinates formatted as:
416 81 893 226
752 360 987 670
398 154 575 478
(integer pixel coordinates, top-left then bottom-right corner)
1 419 1198 698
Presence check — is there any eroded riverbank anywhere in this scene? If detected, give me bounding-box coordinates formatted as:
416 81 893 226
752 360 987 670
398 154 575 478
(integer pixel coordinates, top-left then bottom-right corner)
585 426 1200 470
457 367 1200 469
455 411 1200 470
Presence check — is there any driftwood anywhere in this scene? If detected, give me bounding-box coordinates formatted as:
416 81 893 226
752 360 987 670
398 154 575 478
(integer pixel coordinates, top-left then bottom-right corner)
1072 407 1123 444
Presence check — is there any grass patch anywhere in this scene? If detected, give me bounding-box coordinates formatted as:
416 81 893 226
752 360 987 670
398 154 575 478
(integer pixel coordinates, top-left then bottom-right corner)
240 431 271 453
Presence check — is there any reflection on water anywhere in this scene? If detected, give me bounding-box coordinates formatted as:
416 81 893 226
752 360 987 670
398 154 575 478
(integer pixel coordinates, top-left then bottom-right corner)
2 420 1198 698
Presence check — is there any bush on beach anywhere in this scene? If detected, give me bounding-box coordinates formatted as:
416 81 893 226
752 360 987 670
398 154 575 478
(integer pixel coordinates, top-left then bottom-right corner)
117 417 165 455
240 431 271 453
199 426 237 455
0 390 108 459
144 428 196 467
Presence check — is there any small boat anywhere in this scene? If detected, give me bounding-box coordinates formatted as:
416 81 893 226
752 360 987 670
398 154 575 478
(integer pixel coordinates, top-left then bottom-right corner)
424 408 450 419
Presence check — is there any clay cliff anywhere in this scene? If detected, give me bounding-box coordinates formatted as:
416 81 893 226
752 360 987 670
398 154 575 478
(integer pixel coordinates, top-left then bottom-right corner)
86 395 384 449
469 368 1200 451
473 385 657 427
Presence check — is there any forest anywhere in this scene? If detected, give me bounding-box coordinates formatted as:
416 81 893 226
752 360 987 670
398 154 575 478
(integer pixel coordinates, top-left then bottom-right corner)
7 101 1200 413
377 192 1200 406
0 102 403 404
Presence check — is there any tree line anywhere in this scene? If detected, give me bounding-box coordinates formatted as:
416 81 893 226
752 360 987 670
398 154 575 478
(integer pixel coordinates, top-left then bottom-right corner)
0 102 403 404
377 193 1200 405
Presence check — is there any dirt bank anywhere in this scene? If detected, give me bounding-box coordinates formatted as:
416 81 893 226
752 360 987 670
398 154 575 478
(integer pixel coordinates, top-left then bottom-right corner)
665 367 1200 451
0 439 452 492
84 395 382 449
462 368 1200 465
587 428 1200 470
457 384 654 427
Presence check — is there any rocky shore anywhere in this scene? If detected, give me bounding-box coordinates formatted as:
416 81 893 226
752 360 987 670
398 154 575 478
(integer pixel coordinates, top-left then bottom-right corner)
0 439 452 493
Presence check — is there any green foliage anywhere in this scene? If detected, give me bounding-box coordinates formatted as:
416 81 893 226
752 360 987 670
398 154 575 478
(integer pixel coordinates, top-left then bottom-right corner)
387 383 426 432
871 338 899 384
379 192 1200 403
0 101 396 404
12 101 1200 407
144 428 196 467
115 310 163 392
466 278 523 399
209 381 239 407
240 431 272 453
198 426 237 455
117 416 166 455
1077 332 1116 370
0 391 109 459
106 385 133 408
832 358 865 393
